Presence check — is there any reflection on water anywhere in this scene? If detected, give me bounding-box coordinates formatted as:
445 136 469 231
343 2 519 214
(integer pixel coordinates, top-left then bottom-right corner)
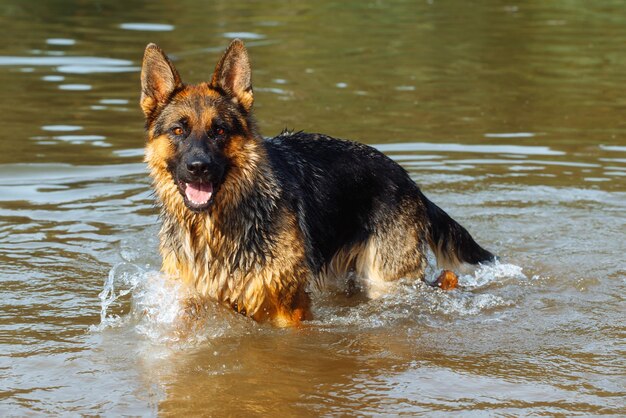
0 0 625 415
119 23 175 32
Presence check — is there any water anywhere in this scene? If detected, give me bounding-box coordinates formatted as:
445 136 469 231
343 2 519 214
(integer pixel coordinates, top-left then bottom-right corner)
1 0 625 415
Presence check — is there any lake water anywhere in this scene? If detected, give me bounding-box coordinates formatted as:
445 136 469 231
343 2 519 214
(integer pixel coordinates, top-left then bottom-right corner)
1 1 624 415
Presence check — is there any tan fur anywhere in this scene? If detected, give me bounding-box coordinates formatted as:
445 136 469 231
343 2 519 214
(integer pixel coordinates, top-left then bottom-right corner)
429 237 462 270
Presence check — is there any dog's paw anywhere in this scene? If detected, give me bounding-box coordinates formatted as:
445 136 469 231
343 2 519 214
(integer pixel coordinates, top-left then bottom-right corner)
434 270 459 291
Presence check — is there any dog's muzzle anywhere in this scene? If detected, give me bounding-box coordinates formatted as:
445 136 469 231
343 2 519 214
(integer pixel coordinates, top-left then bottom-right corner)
175 155 223 211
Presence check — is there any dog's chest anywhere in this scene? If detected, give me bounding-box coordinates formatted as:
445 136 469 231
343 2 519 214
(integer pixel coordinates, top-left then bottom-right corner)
160 215 269 307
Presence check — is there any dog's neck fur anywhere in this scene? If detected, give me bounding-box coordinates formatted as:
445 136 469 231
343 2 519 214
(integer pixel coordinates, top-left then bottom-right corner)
157 136 284 311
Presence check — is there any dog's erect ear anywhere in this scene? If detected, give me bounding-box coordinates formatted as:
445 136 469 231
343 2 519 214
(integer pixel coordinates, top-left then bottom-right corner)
140 43 183 118
210 39 253 111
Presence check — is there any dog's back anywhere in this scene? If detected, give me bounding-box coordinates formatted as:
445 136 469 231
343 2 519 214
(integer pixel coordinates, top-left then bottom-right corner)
266 131 422 270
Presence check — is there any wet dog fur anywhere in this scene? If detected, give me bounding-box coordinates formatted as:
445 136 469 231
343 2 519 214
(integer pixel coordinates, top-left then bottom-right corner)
140 39 494 326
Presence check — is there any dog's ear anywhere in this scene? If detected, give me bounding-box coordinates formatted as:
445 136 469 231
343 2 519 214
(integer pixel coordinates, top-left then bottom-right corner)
210 39 253 111
140 43 183 118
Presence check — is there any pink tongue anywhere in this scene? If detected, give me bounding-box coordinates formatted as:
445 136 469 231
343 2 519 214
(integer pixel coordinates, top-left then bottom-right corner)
185 182 213 204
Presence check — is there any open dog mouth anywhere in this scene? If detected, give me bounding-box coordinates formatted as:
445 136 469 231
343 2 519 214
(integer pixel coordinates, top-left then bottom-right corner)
180 181 214 210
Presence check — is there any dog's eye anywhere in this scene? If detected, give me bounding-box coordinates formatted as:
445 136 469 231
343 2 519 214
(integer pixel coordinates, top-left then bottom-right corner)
215 127 225 136
172 127 184 136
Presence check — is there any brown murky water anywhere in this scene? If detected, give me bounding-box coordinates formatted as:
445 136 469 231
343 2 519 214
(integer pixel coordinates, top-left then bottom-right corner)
1 1 625 415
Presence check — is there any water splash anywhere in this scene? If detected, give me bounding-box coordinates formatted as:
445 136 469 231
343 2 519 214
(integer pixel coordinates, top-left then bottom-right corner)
91 262 251 349
316 261 528 329
93 260 528 340
130 272 243 347
90 262 190 336
93 262 143 330
459 261 527 289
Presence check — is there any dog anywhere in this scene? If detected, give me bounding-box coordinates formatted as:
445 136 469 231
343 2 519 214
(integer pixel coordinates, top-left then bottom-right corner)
140 39 494 326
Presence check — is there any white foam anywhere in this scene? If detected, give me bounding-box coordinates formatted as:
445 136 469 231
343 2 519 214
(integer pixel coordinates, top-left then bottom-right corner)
459 261 527 289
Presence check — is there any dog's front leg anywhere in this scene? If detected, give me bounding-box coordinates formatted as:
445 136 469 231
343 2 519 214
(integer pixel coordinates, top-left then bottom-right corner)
250 277 312 327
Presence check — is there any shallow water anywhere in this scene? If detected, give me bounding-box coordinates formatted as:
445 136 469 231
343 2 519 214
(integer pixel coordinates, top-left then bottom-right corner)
1 0 625 415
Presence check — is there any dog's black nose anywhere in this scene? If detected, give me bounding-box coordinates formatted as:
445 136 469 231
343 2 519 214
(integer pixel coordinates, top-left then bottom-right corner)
186 158 210 175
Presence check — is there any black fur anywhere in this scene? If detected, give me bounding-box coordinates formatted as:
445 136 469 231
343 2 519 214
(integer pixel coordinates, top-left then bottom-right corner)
263 131 494 272
424 197 495 266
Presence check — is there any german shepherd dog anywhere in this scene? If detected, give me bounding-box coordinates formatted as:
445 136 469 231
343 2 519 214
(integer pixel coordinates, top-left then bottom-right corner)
140 39 494 326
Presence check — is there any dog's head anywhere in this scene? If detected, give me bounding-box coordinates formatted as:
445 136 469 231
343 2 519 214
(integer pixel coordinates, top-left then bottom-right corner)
141 39 258 213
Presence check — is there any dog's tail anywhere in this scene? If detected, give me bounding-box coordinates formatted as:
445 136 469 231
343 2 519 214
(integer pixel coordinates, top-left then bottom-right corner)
424 196 495 268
